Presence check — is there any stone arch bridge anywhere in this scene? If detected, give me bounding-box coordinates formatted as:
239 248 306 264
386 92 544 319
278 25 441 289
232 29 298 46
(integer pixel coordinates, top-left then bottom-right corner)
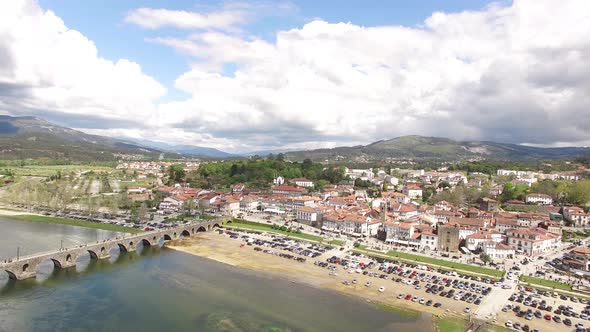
0 219 224 280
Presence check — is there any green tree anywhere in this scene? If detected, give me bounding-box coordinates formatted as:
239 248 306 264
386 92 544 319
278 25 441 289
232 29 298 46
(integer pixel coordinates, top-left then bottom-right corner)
168 164 186 183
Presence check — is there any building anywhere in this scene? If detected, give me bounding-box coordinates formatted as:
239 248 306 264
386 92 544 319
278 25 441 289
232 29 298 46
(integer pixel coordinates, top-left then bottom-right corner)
420 231 438 251
402 185 423 200
563 207 590 227
465 230 503 251
296 206 320 226
495 218 520 234
568 247 590 271
159 195 190 212
127 187 147 194
232 184 245 193
506 228 561 256
434 210 461 223
239 196 259 213
291 178 314 188
437 223 462 252
479 197 499 213
481 242 515 260
382 192 410 204
526 193 553 205
272 185 305 197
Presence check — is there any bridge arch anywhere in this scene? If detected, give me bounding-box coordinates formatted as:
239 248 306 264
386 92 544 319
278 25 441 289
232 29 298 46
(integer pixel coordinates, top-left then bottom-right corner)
66 254 73 263
117 243 128 252
207 225 211 231
197 226 206 232
4 270 17 280
191 228 195 234
181 230 190 237
139 239 152 246
163 234 172 241
88 250 98 259
22 264 30 272
50 258 63 269
173 232 177 238
213 223 220 228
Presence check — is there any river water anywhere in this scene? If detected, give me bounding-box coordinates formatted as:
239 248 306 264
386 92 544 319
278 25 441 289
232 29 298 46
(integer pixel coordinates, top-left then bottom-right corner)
0 217 433 332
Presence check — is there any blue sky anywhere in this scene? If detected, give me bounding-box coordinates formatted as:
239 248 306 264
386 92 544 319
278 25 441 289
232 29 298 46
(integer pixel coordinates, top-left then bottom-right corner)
38 0 496 103
2 0 589 152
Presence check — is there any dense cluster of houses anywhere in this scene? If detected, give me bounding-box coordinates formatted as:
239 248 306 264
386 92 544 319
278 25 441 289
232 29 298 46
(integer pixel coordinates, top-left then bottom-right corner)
124 164 589 261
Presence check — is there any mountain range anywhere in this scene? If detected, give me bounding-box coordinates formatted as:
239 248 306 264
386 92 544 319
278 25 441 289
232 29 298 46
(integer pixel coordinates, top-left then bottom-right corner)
282 135 590 162
0 115 589 162
0 115 168 161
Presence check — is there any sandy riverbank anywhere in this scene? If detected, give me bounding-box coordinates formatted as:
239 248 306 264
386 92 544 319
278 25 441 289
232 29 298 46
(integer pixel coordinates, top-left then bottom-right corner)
0 208 41 216
167 232 475 330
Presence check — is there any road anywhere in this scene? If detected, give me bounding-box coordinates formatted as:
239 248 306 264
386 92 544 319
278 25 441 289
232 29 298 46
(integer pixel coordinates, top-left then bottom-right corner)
475 281 516 320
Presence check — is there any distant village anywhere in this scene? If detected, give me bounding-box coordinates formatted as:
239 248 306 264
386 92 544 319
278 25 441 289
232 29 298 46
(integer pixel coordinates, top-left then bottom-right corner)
114 160 590 269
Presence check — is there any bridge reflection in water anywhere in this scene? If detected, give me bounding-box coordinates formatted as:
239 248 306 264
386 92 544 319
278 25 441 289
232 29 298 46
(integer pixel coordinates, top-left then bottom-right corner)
0 219 223 281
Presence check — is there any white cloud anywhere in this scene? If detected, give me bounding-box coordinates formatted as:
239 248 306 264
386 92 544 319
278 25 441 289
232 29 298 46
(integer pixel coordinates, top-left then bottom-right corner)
125 2 297 31
148 0 590 151
124 7 248 31
3 0 590 153
0 0 166 128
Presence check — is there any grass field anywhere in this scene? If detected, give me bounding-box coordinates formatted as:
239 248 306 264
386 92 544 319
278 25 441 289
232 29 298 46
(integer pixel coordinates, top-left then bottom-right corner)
353 248 504 278
434 317 469 332
519 275 573 291
384 250 504 277
5 165 113 177
373 301 420 318
6 215 142 234
226 220 324 242
328 239 345 246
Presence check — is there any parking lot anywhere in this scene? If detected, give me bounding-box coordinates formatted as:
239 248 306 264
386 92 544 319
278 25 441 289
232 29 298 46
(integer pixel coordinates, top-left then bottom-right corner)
499 285 590 332
215 227 515 322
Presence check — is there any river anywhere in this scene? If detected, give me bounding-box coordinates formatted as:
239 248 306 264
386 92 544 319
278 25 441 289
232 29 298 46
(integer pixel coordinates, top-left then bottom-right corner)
0 217 433 332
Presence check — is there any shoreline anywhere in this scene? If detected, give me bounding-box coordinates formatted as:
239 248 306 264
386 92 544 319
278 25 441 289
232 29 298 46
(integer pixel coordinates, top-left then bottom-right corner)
167 232 477 332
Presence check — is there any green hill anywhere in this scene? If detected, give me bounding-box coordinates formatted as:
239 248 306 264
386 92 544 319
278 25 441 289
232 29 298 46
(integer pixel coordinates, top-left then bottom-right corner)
284 135 590 162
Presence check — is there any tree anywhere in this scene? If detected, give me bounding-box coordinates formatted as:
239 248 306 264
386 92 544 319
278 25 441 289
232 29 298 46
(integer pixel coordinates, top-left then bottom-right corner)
168 164 186 183
438 181 451 189
480 253 491 265
183 199 196 216
382 182 389 191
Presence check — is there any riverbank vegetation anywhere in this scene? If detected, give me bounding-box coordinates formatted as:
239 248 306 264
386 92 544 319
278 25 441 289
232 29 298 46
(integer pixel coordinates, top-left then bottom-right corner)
434 316 469 332
5 215 142 234
372 301 420 318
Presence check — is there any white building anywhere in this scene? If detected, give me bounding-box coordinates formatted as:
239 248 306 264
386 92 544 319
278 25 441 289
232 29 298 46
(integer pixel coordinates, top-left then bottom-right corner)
506 228 561 256
291 178 314 188
563 207 590 227
402 186 422 199
525 193 553 205
296 206 319 225
420 232 438 251
481 242 515 260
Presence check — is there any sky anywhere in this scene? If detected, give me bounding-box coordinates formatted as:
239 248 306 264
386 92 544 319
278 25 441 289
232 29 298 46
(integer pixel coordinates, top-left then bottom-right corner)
1 0 589 153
